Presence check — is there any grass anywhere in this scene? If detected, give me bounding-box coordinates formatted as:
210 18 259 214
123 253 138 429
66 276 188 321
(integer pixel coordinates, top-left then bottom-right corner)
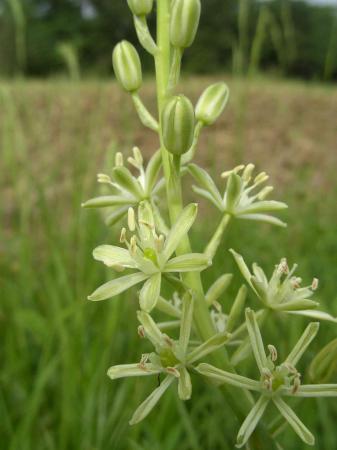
1 76 337 450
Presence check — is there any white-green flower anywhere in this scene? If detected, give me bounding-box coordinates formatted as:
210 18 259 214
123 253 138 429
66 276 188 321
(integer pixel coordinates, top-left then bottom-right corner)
82 148 164 227
231 249 337 322
88 202 211 312
197 308 337 447
107 293 230 424
189 163 287 227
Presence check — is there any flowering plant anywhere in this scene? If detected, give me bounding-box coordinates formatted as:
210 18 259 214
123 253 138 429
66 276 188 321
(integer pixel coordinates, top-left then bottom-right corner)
84 1 337 447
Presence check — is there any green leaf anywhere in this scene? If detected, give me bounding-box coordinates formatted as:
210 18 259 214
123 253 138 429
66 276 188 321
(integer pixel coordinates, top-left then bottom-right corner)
164 253 211 272
285 322 319 367
163 203 198 260
188 333 231 364
236 396 269 448
88 272 148 301
139 273 162 312
245 308 268 373
129 375 175 425
273 397 315 446
196 363 261 391
107 363 161 380
178 367 192 400
93 245 136 268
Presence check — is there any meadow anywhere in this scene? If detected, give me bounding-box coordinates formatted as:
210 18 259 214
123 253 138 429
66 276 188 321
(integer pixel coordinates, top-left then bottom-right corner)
1 76 337 449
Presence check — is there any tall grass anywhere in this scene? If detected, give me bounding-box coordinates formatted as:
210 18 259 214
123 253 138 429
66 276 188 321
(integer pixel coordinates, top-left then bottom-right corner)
1 79 337 449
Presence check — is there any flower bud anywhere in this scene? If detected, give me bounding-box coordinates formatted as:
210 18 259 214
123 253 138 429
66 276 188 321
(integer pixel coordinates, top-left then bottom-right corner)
196 82 229 125
170 0 201 48
127 0 153 16
162 95 195 156
112 41 142 92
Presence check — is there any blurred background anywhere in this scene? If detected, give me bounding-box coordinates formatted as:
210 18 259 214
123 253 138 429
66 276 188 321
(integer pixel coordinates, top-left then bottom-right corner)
1 1 337 449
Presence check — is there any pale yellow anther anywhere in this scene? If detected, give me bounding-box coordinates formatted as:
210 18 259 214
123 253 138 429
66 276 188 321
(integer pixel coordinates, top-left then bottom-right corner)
128 207 136 231
155 234 165 253
165 367 180 377
277 258 289 275
115 152 124 167
311 278 319 291
257 186 274 200
138 326 146 339
133 146 143 165
120 227 127 243
268 344 278 362
243 163 255 181
97 173 112 184
130 235 137 255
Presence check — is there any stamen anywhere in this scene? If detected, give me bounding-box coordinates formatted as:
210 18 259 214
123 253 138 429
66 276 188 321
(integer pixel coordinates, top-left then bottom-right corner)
128 207 136 231
130 235 137 255
268 344 278 362
155 235 165 253
290 277 302 289
120 227 127 243
254 172 269 185
133 146 143 165
97 173 112 184
243 164 255 182
277 258 289 275
138 353 149 369
166 367 180 377
257 186 274 200
138 325 145 338
311 278 319 291
115 152 124 167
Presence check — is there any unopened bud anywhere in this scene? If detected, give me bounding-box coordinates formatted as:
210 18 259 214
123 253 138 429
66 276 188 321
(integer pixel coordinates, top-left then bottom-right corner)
127 0 153 16
162 95 195 155
112 41 142 92
170 0 201 48
195 82 229 126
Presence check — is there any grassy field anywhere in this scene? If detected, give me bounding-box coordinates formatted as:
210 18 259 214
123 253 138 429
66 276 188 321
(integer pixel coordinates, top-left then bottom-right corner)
1 77 337 450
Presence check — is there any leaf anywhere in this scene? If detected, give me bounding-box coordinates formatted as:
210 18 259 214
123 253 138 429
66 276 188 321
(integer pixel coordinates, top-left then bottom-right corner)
178 367 192 400
236 396 269 448
139 273 162 312
129 375 175 425
273 397 315 446
196 363 261 391
162 203 198 260
245 308 268 374
107 364 161 380
164 253 211 272
285 322 319 367
88 272 148 301
93 245 136 268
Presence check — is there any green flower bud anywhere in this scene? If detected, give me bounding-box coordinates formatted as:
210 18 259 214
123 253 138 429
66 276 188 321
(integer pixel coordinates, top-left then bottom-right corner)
112 41 142 92
162 95 195 156
196 82 229 125
127 0 153 16
170 0 201 48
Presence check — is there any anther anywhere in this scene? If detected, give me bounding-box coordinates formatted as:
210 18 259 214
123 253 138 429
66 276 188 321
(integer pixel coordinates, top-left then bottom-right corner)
128 207 136 231
115 152 124 167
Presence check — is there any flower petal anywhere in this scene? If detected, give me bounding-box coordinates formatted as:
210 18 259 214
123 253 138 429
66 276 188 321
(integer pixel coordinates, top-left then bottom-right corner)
238 213 287 227
292 384 337 397
179 292 194 354
188 333 231 364
286 309 337 323
139 273 161 312
93 245 136 268
113 166 144 199
137 310 164 348
205 273 233 306
237 200 288 215
129 375 175 425
82 195 135 208
196 363 261 391
245 308 268 374
162 203 198 260
178 367 192 400
285 322 319 367
272 397 315 446
273 299 318 311
230 249 256 292
145 151 162 194
188 163 223 209
107 363 161 380
88 272 148 301
236 396 269 448
164 253 211 272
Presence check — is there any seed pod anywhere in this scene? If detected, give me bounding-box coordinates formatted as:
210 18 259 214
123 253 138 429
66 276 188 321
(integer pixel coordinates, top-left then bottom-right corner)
170 0 201 48
112 41 142 92
127 0 153 16
196 82 229 126
162 95 195 156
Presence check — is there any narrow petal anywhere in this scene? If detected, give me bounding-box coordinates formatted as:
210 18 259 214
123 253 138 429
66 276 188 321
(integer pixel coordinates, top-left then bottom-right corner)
188 333 231 364
107 363 161 380
226 285 247 332
236 396 269 448
178 367 192 400
192 185 223 210
163 203 198 260
93 245 136 268
156 296 182 318
273 397 315 446
237 200 288 215
129 375 175 425
179 292 194 354
238 213 287 227
88 272 148 301
139 273 161 312
145 150 162 194
137 310 164 348
286 309 337 323
205 273 233 306
113 166 144 199
245 308 268 374
188 163 223 209
82 195 135 208
285 322 319 367
164 253 211 272
273 299 318 311
292 384 337 397
196 363 261 391
230 249 255 292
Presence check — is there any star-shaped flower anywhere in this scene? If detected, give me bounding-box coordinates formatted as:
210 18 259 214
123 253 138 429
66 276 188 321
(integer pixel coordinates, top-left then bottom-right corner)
197 308 337 447
88 201 211 312
230 249 337 322
107 292 230 424
188 163 287 227
82 147 165 227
